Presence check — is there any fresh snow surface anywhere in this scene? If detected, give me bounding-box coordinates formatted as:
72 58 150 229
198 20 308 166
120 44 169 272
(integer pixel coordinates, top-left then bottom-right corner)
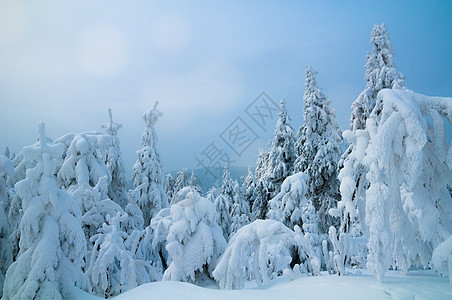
73 269 452 300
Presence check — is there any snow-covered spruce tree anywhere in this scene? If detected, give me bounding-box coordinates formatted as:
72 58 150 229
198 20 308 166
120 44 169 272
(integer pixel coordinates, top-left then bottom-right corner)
188 170 202 194
362 89 452 282
100 108 128 208
214 165 234 240
165 173 176 202
251 181 269 221
0 156 13 297
230 181 250 237
162 187 227 283
88 212 151 297
172 168 189 203
266 98 296 198
131 102 168 226
294 66 342 233
268 172 309 230
213 220 320 289
242 166 256 214
3 123 89 299
336 23 406 244
58 133 110 215
350 23 405 131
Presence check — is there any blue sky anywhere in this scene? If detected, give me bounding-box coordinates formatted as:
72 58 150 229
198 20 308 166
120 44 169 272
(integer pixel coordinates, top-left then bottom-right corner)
0 0 451 175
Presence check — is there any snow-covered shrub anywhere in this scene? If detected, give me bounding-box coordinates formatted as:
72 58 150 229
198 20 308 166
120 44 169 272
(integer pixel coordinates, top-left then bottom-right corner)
88 213 150 297
432 236 452 284
3 123 89 299
162 187 227 283
213 220 320 290
130 102 168 226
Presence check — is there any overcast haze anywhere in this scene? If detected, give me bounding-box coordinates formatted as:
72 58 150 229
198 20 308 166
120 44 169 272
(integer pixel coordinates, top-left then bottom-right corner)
1 0 451 176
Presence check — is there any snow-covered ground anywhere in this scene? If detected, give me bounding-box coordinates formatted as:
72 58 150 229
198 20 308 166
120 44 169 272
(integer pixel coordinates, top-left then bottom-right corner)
73 269 452 300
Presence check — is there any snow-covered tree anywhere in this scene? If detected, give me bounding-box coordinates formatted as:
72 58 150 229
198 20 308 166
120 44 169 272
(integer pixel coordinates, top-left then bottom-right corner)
101 108 128 208
161 187 227 283
0 157 13 297
172 168 189 202
336 23 406 245
266 98 296 196
58 133 110 215
230 182 250 237
350 23 405 132
130 102 168 226
3 123 89 299
214 165 234 240
188 170 202 194
88 213 151 297
294 66 342 233
242 166 256 213
213 220 320 290
165 173 176 201
251 181 268 221
268 172 309 230
361 89 452 281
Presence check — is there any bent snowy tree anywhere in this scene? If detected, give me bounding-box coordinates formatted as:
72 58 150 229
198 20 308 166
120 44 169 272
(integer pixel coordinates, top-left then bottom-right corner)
363 89 452 282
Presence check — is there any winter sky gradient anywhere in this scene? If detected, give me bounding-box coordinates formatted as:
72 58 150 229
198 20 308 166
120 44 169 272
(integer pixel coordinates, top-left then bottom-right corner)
1 0 451 174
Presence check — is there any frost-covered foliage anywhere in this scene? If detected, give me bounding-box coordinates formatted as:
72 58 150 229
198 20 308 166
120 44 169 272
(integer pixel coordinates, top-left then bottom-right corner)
213 220 320 290
251 181 269 221
100 109 128 208
162 187 227 283
242 166 256 213
350 23 405 131
188 170 202 194
230 182 250 237
172 169 189 203
0 155 14 285
164 173 176 202
361 89 452 282
294 66 342 233
3 123 89 299
130 102 168 226
337 23 406 242
432 236 452 284
266 98 296 196
58 133 110 213
88 213 151 297
0 157 13 297
214 165 234 240
268 172 309 230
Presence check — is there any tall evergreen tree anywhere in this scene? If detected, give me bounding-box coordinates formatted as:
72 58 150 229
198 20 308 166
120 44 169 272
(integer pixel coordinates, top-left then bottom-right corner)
214 165 234 240
188 170 202 194
101 109 128 208
173 168 189 201
130 102 168 226
266 98 296 196
350 23 405 131
337 23 405 239
3 123 89 299
164 173 176 202
294 66 342 233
